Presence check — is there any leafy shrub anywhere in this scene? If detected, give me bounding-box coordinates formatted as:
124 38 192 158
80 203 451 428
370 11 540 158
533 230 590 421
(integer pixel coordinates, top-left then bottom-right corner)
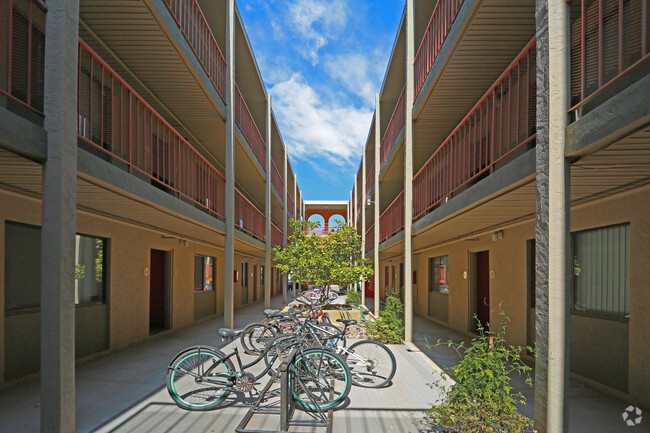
427 308 534 433
365 295 404 344
345 288 361 306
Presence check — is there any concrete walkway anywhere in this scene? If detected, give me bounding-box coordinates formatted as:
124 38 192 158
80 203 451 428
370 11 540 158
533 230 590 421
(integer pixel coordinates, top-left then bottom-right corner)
0 294 648 432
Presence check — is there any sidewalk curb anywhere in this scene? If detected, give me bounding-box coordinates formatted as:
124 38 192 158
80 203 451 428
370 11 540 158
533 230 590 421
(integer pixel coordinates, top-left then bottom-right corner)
403 341 456 385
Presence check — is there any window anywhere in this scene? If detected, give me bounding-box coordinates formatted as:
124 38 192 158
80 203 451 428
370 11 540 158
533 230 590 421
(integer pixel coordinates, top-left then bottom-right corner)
428 255 449 295
241 262 249 288
572 224 630 319
194 255 215 292
4 222 108 312
260 265 265 287
74 234 107 304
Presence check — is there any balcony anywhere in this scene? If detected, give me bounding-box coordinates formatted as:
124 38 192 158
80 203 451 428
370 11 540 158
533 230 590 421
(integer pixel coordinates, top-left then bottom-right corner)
366 161 375 198
271 223 282 247
77 39 226 218
162 0 226 101
380 191 404 242
287 194 295 219
413 38 536 219
569 0 649 113
379 85 406 169
235 188 265 241
0 0 47 122
414 0 465 100
235 84 266 172
271 159 283 196
365 224 374 253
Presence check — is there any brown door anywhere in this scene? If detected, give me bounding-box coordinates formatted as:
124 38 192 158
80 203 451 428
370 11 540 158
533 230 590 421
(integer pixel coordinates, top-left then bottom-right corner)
476 250 490 331
150 249 166 333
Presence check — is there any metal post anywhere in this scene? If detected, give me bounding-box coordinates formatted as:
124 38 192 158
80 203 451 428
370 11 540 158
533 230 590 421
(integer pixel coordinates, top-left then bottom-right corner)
404 0 415 343
361 144 366 306
374 94 381 317
282 147 288 304
265 94 272 309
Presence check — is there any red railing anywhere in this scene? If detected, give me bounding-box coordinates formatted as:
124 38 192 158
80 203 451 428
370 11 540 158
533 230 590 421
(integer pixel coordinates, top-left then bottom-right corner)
287 194 295 219
570 0 649 112
357 185 363 220
366 161 375 198
271 223 282 247
380 191 404 242
271 159 283 195
235 84 266 171
0 0 47 116
413 38 537 219
162 0 226 101
379 85 406 169
365 224 374 253
235 188 265 241
414 0 465 99
77 39 226 218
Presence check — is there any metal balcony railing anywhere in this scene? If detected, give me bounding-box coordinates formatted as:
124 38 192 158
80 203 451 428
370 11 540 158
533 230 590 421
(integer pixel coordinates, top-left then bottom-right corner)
414 0 465 100
366 161 375 198
271 159 283 196
365 224 374 253
287 194 295 219
570 0 649 112
271 222 282 247
380 191 404 242
77 39 226 218
162 0 226 101
235 84 266 171
379 85 406 169
235 188 265 241
413 38 536 219
0 0 47 116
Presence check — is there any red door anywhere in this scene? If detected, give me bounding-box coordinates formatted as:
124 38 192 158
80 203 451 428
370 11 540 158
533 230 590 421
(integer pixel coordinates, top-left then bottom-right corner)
476 251 490 331
150 249 166 332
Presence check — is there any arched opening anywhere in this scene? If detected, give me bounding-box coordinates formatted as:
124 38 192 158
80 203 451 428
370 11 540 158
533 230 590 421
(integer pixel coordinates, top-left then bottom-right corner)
328 214 346 229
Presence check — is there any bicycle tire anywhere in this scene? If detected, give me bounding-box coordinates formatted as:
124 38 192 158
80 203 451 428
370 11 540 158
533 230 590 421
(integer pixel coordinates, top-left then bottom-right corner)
166 346 235 411
311 322 346 347
241 322 277 354
290 348 351 412
346 340 396 388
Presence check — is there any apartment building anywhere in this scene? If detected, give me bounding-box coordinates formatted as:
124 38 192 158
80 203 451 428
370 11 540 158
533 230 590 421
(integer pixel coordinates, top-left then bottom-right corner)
351 0 650 427
0 0 303 421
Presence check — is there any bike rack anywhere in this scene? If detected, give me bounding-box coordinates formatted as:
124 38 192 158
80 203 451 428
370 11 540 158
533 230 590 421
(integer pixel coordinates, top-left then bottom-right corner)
235 348 334 433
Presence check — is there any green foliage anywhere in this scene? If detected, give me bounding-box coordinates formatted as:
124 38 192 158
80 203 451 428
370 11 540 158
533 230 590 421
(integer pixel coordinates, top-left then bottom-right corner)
273 219 373 288
365 295 404 344
427 308 534 433
345 289 361 306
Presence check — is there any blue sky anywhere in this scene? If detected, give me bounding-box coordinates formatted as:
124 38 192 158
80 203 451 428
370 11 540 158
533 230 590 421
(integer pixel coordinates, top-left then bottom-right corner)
238 0 404 201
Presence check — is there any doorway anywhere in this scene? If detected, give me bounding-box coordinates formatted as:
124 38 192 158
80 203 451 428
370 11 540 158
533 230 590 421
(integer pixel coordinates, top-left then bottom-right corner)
470 250 490 332
252 264 258 302
150 249 171 334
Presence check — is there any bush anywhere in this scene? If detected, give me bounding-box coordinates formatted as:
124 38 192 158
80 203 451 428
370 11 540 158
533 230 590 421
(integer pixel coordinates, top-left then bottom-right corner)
365 295 404 344
427 308 534 433
345 288 361 306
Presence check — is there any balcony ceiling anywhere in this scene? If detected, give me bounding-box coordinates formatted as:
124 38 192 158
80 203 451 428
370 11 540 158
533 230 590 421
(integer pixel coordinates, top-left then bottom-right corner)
79 0 226 168
413 0 535 173
0 149 228 247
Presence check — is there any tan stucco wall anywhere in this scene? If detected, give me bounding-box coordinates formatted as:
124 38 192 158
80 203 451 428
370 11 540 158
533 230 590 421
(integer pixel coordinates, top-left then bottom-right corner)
412 184 650 406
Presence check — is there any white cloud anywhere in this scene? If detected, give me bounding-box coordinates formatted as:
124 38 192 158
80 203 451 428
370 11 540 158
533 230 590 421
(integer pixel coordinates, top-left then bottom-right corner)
286 0 349 64
323 50 386 106
271 74 372 166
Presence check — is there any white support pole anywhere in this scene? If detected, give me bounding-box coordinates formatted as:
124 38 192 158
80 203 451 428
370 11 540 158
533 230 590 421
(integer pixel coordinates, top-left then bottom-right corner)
265 94 272 309
404 0 415 343
374 94 381 316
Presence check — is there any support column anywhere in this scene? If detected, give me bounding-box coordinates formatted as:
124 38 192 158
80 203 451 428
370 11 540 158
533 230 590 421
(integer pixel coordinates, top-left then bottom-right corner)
265 94 272 309
224 0 236 328
374 94 381 316
293 174 298 295
361 146 366 306
403 0 415 343
282 149 288 304
41 2 79 431
534 0 571 432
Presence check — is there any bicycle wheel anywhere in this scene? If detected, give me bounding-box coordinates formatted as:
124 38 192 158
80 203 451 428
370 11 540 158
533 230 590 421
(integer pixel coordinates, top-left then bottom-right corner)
166 346 235 411
290 348 351 412
346 340 396 388
241 323 277 354
312 323 346 347
263 335 298 376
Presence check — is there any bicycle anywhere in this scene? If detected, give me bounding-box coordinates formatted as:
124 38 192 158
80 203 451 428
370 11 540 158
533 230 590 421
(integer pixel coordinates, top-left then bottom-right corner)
166 327 352 412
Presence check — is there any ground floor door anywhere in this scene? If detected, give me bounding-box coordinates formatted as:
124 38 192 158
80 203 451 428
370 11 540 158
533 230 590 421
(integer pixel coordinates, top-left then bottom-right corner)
150 249 170 334
474 250 490 331
252 264 258 302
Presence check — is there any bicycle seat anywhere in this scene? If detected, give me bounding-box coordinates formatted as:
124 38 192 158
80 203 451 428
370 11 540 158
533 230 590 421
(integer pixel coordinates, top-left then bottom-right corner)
336 319 357 327
218 328 244 339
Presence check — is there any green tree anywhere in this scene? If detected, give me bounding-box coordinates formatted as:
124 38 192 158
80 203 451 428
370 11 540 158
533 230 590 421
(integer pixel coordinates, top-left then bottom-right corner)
273 219 373 291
